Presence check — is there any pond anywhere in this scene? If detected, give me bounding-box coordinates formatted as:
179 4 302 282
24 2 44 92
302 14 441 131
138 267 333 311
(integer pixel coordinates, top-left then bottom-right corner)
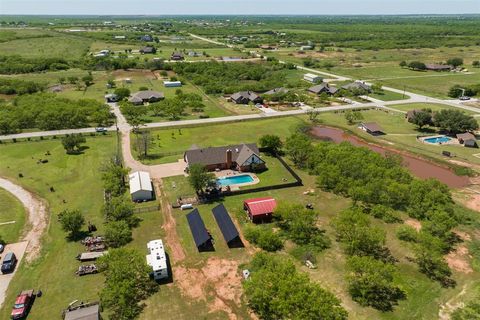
310 126 469 188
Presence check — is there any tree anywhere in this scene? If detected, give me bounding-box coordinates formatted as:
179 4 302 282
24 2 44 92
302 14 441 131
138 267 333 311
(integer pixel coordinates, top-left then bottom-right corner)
103 196 136 227
473 61 480 68
332 207 392 262
452 299 480 320
58 209 85 238
346 256 406 311
285 133 313 168
244 253 348 320
97 248 157 320
188 164 215 194
101 159 129 197
244 227 283 252
345 110 364 125
67 76 78 84
61 134 86 154
399 60 407 68
447 57 464 68
433 109 478 134
259 134 283 155
82 74 94 87
162 99 185 120
410 109 433 129
408 61 427 71
275 203 330 250
135 130 151 159
414 245 455 287
371 83 383 94
448 85 464 98
114 88 130 100
120 103 147 131
105 220 132 248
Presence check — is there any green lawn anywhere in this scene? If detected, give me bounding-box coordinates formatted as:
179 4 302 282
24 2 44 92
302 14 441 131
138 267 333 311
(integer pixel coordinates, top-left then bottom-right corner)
136 116 307 164
0 33 92 60
0 135 116 320
389 102 479 115
0 189 26 244
369 89 408 101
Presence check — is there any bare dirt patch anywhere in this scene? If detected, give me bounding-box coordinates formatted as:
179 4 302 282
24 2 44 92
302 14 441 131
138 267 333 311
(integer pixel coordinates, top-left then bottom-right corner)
154 179 186 263
173 257 245 320
405 218 422 231
112 69 157 81
445 245 473 274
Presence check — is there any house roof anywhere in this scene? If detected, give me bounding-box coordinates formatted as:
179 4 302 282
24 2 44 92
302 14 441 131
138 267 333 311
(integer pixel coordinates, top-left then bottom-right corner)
185 143 260 167
308 83 338 95
341 82 371 92
171 52 184 58
457 132 476 141
129 171 153 194
361 122 384 133
130 90 164 101
186 209 211 248
231 91 261 102
426 64 453 70
212 204 240 244
140 46 155 53
244 197 277 216
64 304 100 320
264 87 289 95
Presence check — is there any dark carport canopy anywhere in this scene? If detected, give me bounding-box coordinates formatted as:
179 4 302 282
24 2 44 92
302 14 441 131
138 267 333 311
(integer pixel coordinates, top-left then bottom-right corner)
186 209 211 249
212 204 240 244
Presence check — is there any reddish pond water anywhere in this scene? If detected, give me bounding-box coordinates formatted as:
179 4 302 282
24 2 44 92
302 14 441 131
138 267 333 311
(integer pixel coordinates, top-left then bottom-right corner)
310 126 470 189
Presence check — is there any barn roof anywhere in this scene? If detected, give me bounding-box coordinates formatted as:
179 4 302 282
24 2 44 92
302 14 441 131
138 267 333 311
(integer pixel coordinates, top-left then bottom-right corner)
129 171 153 194
361 122 384 133
186 209 210 248
244 197 277 216
212 204 239 244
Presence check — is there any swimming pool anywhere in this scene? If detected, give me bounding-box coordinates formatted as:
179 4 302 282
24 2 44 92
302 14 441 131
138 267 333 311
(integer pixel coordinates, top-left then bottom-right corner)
424 136 452 144
217 174 254 187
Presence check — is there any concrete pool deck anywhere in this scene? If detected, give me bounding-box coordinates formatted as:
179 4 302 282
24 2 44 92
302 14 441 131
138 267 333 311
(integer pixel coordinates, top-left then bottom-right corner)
418 135 459 146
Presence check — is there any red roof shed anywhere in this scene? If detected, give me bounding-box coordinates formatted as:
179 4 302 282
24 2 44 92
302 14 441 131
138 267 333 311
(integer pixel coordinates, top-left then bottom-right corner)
243 197 277 223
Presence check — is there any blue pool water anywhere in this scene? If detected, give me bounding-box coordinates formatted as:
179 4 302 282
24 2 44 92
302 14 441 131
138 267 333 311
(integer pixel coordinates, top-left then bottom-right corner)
217 175 254 186
424 136 452 144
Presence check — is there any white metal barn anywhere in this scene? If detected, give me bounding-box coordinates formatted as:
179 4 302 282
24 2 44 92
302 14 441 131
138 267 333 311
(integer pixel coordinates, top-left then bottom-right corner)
304 73 322 83
129 171 153 202
146 239 168 280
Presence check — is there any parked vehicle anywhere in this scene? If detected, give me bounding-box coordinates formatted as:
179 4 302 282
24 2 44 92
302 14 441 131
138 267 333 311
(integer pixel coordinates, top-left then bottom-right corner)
95 127 107 132
459 96 471 101
0 243 5 254
10 289 34 319
1 252 17 274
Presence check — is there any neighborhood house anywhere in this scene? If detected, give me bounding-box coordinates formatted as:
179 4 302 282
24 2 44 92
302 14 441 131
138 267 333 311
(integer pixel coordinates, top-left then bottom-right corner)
184 143 265 172
230 91 263 104
341 81 372 92
308 83 338 95
140 46 156 54
129 171 153 202
146 239 169 280
128 90 165 105
264 87 289 95
171 52 185 60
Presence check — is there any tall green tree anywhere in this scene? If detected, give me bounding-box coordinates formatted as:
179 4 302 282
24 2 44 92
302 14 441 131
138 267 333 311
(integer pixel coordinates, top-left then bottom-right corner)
259 134 283 155
58 209 85 239
285 133 313 168
346 256 406 311
105 220 132 248
188 164 215 194
97 248 157 320
61 134 86 154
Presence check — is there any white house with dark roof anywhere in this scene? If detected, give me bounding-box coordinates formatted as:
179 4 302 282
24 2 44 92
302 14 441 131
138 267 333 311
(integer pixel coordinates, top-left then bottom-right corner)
129 171 153 202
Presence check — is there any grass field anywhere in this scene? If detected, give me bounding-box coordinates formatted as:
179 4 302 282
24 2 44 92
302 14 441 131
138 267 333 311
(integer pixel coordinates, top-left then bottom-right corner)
0 189 26 244
0 135 116 320
136 116 307 164
0 32 92 59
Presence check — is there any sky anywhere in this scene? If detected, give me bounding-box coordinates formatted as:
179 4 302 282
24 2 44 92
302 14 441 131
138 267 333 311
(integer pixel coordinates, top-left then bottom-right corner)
0 0 479 15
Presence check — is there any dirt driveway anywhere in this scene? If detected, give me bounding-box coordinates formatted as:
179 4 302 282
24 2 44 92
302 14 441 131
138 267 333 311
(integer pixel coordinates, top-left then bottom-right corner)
0 241 28 308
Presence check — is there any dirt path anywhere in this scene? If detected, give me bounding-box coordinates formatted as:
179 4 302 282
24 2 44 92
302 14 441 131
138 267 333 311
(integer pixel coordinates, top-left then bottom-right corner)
0 177 48 262
154 179 185 263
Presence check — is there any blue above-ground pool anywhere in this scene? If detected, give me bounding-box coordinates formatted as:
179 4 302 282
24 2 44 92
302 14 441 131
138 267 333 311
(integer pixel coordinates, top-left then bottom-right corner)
217 174 254 186
424 136 452 144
